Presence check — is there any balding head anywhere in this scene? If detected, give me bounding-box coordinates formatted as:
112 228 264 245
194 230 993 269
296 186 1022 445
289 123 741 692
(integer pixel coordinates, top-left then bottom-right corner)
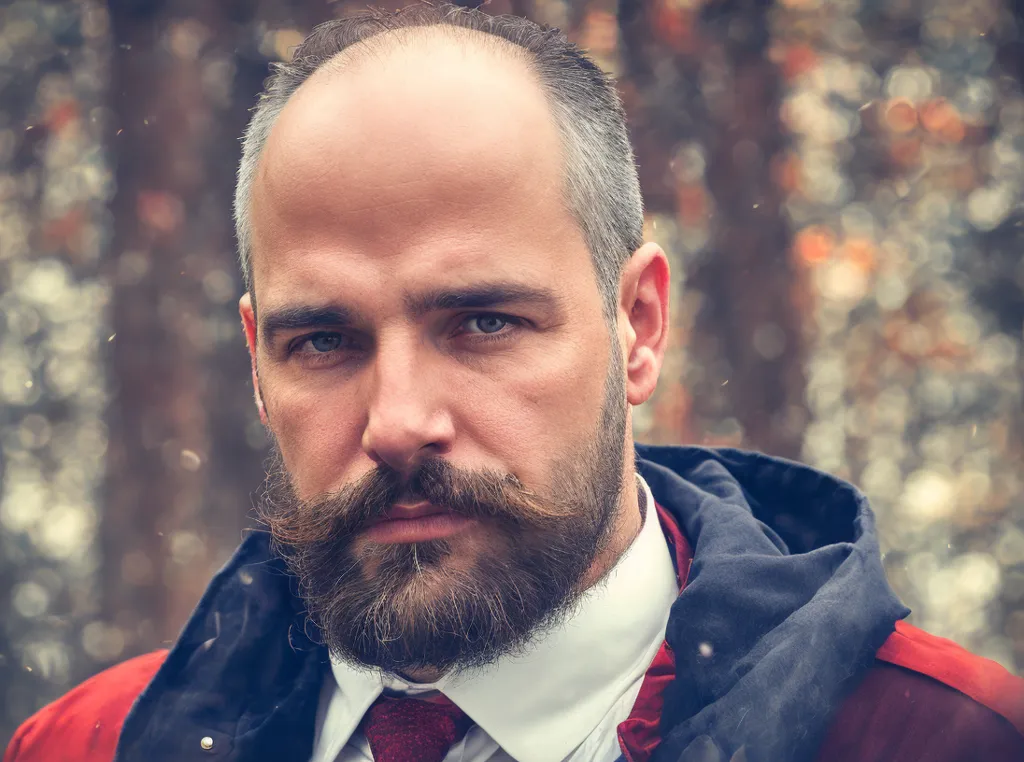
234 3 643 320
317 21 529 77
251 27 564 274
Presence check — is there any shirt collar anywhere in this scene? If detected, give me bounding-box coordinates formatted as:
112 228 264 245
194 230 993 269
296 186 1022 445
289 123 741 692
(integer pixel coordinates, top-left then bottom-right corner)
324 474 679 762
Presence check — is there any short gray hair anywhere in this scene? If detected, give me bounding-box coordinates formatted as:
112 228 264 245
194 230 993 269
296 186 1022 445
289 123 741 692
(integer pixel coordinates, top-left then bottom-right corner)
234 2 644 320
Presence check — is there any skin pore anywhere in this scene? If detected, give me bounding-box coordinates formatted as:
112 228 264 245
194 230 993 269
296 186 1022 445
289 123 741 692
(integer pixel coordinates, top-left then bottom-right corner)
239 29 671 682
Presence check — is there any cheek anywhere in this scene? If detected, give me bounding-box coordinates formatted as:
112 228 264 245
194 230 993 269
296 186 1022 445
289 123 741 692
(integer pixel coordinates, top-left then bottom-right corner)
261 376 367 497
460 335 610 477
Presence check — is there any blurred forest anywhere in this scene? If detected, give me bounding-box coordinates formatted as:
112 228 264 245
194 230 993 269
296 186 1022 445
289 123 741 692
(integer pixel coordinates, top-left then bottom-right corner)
3 0 1024 744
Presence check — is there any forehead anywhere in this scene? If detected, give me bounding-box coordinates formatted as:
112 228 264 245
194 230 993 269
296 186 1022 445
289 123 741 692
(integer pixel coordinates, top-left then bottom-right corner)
248 31 590 306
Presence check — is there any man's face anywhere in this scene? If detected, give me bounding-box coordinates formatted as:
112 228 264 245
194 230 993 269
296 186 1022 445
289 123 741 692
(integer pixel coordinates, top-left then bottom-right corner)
242 37 632 675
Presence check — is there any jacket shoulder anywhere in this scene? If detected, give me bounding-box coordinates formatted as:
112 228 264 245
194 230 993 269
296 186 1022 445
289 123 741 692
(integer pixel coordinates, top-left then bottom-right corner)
817 623 1024 762
877 620 1024 733
4 650 168 762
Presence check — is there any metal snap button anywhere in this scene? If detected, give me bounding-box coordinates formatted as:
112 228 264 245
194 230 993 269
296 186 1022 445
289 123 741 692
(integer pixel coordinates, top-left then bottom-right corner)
200 736 214 751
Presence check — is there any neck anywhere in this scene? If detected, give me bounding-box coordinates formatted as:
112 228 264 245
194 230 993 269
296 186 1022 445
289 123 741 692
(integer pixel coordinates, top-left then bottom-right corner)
395 666 445 684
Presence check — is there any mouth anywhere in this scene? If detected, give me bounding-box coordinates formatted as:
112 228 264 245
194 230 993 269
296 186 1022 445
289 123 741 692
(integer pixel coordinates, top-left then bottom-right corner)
362 502 475 544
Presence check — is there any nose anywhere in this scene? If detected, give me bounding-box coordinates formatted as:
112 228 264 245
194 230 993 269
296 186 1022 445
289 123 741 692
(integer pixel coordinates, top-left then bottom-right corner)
361 336 454 475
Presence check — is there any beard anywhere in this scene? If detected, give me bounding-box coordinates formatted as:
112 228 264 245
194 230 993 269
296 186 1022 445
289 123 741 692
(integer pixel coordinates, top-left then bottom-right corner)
257 348 628 678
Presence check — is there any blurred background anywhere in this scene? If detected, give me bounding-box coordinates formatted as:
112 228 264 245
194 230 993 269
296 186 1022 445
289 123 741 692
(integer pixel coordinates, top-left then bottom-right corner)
3 0 1024 744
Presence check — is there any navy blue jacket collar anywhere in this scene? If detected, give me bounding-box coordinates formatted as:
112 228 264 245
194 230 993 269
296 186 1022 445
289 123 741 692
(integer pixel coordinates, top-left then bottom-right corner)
636 446 908 762
115 446 908 762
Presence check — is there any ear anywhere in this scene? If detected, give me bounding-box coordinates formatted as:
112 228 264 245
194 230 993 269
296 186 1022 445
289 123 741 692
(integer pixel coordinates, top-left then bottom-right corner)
618 242 671 406
239 292 269 425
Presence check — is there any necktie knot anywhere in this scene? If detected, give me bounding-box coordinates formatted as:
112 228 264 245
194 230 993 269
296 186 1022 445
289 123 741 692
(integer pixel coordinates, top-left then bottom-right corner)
361 693 473 762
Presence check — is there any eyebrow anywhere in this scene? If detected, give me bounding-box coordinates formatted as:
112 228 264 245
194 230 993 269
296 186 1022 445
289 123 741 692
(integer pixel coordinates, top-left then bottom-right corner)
260 305 355 346
403 282 561 320
259 282 562 346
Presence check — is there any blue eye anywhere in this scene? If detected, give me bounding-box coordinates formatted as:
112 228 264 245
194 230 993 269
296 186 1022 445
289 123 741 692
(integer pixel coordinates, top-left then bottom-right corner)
308 333 343 352
467 315 509 334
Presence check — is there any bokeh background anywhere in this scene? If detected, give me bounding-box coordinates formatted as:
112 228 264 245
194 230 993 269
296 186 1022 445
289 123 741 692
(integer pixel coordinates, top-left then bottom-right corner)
3 0 1024 744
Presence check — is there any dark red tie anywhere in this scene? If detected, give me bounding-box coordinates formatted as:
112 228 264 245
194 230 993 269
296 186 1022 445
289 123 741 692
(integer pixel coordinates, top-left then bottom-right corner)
360 693 474 762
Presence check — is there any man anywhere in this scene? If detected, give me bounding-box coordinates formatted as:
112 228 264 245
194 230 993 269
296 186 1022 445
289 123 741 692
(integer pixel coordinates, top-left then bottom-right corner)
6 4 1023 762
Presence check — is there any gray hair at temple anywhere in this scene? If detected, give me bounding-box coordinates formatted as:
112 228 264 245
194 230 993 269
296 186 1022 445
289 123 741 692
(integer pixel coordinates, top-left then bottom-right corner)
233 3 644 321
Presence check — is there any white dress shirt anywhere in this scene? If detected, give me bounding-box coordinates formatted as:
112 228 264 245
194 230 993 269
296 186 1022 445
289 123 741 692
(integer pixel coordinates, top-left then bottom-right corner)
309 475 678 762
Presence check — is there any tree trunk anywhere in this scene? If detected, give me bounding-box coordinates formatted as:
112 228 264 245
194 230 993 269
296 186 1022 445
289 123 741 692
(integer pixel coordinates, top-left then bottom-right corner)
619 0 808 458
102 0 334 660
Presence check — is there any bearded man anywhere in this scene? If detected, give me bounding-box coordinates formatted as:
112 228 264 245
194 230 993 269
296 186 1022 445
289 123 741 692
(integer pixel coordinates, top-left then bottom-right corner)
6 4 1023 762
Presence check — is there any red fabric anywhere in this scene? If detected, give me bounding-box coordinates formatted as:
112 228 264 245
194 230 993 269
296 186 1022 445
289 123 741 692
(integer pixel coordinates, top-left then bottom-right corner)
815 661 1024 762
876 620 1024 735
616 504 1024 762
615 502 693 762
3 650 168 762
7 502 1024 762
360 694 473 762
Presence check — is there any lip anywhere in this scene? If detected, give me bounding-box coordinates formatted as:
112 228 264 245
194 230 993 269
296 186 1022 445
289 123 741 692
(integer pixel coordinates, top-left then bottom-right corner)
378 501 446 521
362 502 474 544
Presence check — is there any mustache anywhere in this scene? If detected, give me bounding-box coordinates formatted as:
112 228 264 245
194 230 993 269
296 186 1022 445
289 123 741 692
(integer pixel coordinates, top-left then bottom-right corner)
259 457 566 547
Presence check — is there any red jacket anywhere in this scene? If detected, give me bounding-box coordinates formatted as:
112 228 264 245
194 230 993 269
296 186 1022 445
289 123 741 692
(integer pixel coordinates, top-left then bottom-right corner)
6 613 1024 761
8 557 1023 761
7 447 1024 761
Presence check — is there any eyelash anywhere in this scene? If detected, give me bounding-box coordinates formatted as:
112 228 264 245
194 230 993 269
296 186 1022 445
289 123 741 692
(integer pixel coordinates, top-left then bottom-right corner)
454 314 523 342
287 313 523 363
288 332 357 365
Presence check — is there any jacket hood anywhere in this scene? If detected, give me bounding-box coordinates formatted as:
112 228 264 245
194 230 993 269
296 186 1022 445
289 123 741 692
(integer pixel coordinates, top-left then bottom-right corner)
636 445 909 762
115 445 909 762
